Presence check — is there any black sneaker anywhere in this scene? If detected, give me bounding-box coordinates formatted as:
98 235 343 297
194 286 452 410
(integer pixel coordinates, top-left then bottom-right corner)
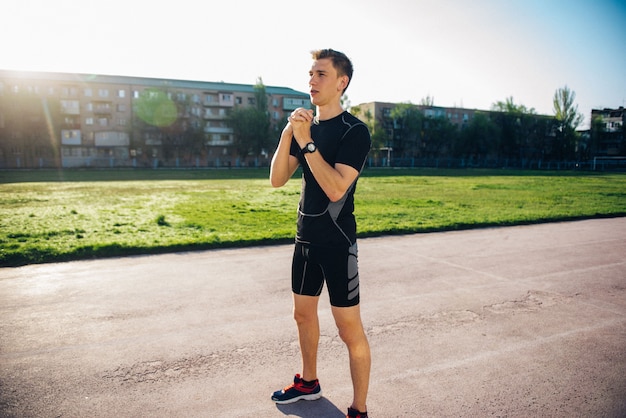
347 407 368 418
271 374 322 404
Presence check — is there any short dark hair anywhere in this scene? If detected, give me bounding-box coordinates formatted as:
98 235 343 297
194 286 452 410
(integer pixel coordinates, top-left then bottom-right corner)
311 49 353 94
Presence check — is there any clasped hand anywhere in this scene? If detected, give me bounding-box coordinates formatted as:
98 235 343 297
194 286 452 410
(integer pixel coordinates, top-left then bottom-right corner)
287 108 314 147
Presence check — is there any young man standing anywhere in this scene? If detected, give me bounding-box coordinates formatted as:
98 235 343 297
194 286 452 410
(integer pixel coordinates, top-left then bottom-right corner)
269 49 371 418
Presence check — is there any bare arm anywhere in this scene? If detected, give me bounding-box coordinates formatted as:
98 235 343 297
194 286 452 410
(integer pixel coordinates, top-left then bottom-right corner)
290 108 359 202
303 154 359 202
269 123 300 188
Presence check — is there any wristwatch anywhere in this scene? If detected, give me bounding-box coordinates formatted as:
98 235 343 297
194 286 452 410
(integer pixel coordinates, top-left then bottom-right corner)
301 142 317 155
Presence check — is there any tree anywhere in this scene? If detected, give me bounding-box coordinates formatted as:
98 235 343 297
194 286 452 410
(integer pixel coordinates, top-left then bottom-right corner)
552 86 583 160
455 112 498 160
490 97 537 160
492 96 535 114
421 116 458 158
351 106 389 164
390 102 423 158
553 85 583 131
341 94 351 110
420 95 434 106
0 89 61 168
227 77 270 159
253 77 268 113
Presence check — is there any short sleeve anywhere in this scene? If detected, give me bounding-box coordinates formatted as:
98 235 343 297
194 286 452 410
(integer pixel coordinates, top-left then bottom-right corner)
289 136 300 158
335 123 371 171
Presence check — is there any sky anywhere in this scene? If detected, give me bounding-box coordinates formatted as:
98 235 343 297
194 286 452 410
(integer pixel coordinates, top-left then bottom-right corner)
3 0 626 128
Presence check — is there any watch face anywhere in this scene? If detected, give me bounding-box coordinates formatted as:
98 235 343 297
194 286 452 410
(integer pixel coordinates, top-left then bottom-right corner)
307 143 316 152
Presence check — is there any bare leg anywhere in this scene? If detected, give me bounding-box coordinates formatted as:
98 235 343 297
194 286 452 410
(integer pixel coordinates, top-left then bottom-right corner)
293 294 321 382
332 304 371 413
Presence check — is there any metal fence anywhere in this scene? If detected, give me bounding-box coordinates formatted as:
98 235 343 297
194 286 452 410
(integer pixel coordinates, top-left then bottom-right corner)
371 157 626 172
2 156 626 172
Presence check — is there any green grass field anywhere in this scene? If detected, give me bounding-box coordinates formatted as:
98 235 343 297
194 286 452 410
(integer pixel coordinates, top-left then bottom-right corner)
1 168 625 266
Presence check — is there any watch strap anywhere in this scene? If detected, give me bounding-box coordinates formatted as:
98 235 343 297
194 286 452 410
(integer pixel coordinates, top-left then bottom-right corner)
301 142 316 155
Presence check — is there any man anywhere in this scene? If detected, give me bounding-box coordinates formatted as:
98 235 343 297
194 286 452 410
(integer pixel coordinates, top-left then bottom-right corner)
269 49 371 418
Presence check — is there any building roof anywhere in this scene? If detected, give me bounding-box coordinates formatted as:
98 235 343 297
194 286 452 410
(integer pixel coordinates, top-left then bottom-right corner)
0 69 308 97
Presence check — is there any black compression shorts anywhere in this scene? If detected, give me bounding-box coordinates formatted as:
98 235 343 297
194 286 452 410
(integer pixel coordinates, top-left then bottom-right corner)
291 242 360 307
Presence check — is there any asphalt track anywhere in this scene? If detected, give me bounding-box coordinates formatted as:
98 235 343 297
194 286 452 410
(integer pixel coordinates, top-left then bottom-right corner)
1 218 625 418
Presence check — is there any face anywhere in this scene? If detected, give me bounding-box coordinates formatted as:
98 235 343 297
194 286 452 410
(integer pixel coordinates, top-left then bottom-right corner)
308 58 347 107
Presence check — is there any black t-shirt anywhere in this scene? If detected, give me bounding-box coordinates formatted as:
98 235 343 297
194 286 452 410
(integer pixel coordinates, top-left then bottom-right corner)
290 111 371 248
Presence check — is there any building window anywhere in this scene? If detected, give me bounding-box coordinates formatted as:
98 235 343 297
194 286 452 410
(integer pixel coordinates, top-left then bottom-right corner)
117 104 126 112
84 88 92 97
118 89 126 98
61 129 81 145
283 98 310 110
61 87 78 97
60 100 80 115
86 117 93 125
98 89 109 98
95 102 111 113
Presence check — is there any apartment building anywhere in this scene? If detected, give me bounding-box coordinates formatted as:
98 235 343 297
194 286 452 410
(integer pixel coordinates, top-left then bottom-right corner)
591 107 625 156
0 70 310 168
354 101 478 157
356 101 476 132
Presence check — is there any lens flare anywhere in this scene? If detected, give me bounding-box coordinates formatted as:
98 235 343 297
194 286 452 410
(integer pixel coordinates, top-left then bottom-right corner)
133 88 177 127
41 97 61 170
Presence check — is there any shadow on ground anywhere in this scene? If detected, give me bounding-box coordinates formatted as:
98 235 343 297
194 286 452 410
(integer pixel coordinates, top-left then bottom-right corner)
276 397 345 417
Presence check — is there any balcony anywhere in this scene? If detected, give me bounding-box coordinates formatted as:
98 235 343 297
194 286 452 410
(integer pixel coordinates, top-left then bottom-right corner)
61 122 81 130
206 138 232 146
94 104 113 115
203 111 228 120
204 126 232 134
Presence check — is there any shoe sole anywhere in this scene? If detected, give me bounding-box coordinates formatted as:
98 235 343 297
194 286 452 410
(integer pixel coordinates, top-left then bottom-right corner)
271 390 323 404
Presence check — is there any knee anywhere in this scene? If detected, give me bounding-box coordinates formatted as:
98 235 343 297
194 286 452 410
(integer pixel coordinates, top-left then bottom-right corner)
293 307 317 326
337 323 365 346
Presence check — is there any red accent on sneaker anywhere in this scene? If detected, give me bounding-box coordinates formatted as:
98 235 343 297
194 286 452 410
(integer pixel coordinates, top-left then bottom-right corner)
271 374 323 404
284 374 318 393
347 406 368 418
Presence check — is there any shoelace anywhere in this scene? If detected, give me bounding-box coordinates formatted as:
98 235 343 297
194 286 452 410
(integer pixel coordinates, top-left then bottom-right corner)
280 381 296 392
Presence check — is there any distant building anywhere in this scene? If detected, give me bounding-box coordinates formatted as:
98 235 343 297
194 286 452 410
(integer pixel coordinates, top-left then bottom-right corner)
354 101 482 162
591 107 625 156
357 102 477 127
0 70 310 168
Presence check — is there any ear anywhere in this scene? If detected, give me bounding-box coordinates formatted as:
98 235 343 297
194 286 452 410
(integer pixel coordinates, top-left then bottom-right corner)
338 75 349 91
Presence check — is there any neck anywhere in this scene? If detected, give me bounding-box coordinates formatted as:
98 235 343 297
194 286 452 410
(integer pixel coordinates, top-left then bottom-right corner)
316 102 344 121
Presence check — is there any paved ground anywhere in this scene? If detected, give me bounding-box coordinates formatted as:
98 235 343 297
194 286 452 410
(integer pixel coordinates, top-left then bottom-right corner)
1 218 625 418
